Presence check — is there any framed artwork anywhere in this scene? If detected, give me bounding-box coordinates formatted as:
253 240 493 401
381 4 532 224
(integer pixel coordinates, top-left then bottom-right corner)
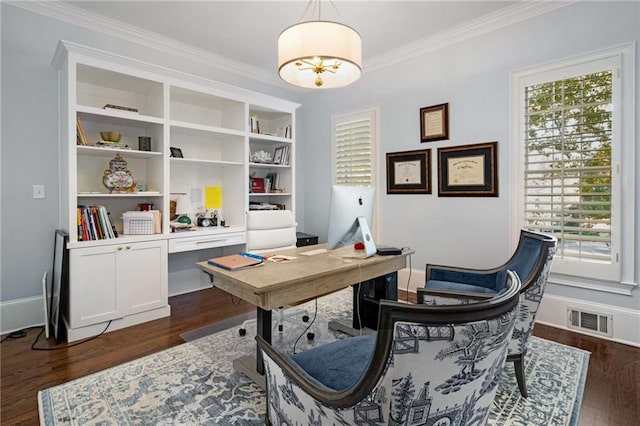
420 103 449 142
273 146 284 164
386 149 432 194
438 141 498 197
170 147 183 158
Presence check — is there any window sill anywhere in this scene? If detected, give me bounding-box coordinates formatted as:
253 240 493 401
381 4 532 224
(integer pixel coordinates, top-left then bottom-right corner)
548 273 637 296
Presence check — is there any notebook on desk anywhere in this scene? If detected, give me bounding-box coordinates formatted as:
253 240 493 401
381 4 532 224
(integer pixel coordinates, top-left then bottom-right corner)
207 253 263 270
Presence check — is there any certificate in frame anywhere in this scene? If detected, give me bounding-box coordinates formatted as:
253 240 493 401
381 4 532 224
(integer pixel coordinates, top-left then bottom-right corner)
420 103 449 142
438 141 498 197
386 149 432 194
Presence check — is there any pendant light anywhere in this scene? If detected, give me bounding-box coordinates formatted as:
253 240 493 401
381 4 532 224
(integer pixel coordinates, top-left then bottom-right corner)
278 0 362 89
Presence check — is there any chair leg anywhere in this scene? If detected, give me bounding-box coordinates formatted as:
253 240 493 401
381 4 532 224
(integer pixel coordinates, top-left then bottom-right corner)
512 354 527 398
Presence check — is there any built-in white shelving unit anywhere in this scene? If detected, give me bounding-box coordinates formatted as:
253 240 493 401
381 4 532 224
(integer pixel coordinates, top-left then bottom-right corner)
53 40 299 341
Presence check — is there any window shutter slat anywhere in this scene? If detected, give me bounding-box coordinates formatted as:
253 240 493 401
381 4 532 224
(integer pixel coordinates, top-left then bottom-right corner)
523 70 613 263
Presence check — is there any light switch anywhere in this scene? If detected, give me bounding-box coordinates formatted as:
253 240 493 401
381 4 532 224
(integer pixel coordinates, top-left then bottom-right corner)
33 184 45 199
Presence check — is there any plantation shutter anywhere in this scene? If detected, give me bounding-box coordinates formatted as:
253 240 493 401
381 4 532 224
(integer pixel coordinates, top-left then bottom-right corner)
334 116 373 186
523 70 613 263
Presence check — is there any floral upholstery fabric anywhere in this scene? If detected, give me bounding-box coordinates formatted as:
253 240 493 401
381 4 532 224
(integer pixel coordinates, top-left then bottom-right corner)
507 245 556 356
261 306 518 425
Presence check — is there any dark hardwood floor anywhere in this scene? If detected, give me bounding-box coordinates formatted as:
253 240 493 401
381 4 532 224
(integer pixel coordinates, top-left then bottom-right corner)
1 287 638 425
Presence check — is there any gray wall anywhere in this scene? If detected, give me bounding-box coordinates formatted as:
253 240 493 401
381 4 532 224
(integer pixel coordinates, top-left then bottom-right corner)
298 1 640 311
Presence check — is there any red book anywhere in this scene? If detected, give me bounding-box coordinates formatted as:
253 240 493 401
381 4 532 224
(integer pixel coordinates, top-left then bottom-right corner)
250 177 265 193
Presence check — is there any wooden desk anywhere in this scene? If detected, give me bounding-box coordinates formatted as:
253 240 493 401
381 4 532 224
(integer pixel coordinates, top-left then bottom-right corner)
196 244 410 384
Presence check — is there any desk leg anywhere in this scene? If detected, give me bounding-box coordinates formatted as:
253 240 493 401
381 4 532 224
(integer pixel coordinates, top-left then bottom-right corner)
256 307 272 375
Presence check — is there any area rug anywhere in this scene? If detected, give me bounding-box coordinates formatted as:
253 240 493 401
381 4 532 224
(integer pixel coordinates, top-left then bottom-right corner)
38 289 589 425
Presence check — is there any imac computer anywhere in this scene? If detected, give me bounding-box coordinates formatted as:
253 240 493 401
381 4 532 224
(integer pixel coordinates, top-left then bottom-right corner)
326 185 377 257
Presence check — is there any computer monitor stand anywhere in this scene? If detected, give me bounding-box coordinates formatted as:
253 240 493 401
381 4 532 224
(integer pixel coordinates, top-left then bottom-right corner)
357 216 377 258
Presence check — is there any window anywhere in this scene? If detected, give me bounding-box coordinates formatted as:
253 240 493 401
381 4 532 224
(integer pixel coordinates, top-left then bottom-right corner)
332 108 377 187
512 45 635 289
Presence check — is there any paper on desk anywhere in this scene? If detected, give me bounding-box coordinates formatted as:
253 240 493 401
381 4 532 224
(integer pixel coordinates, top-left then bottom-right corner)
204 186 222 209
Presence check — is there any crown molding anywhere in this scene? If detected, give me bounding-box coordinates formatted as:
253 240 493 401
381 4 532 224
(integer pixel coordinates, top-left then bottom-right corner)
365 0 578 73
8 0 577 86
6 0 284 88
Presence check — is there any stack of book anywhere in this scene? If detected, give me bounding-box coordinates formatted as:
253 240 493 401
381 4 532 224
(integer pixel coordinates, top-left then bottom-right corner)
77 205 118 241
96 140 130 149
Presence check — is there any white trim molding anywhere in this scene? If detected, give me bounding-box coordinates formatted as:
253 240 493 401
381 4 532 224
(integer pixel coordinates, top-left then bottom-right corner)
366 0 576 72
537 293 640 348
0 296 46 336
9 0 576 85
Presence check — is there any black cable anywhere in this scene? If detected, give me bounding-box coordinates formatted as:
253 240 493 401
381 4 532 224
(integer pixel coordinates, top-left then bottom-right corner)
292 298 318 354
229 294 243 306
0 330 27 342
30 320 112 351
403 248 413 303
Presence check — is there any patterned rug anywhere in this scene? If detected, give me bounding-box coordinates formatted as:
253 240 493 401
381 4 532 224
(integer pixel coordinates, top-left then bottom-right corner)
38 289 589 425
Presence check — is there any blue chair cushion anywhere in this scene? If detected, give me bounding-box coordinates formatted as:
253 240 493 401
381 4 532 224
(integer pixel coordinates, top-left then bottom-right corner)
290 333 376 391
426 279 498 294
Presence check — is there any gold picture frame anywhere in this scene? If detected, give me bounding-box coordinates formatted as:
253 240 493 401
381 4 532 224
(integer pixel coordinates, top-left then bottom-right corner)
438 141 498 197
420 103 449 142
386 149 432 194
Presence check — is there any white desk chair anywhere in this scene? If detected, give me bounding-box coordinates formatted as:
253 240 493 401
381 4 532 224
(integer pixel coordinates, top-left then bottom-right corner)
240 210 318 340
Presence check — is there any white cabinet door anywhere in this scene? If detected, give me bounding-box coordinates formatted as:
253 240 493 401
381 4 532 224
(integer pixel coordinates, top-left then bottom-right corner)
118 240 168 316
69 245 121 328
69 240 168 328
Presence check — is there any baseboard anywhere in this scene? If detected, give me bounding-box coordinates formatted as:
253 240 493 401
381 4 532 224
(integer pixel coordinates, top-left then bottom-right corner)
537 294 640 348
66 305 171 342
0 296 46 335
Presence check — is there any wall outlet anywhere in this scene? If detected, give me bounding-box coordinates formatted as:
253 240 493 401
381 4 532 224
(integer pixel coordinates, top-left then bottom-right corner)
33 184 45 199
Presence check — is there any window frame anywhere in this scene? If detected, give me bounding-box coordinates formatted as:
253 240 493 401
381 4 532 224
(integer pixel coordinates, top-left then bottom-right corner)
331 106 380 236
510 44 636 295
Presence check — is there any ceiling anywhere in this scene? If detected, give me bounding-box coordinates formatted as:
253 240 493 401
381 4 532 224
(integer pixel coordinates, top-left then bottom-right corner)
59 1 524 84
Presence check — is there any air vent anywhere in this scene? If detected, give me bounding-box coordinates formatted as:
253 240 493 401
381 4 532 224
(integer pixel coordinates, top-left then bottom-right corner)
567 307 613 337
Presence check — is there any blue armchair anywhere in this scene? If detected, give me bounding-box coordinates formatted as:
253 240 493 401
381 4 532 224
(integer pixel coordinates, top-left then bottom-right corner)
419 229 557 397
256 271 521 425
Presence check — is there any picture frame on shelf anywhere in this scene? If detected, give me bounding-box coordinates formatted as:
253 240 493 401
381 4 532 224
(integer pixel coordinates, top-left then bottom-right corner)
170 147 183 158
420 103 449 142
437 141 498 197
273 146 284 164
386 149 432 194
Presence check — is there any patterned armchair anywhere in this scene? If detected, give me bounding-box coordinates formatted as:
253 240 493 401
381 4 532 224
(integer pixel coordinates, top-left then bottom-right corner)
418 229 557 397
256 271 521 425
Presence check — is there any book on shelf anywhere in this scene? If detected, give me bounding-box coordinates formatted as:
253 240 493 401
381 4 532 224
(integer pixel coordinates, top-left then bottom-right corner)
77 205 118 241
103 104 138 113
250 177 265 193
76 117 88 146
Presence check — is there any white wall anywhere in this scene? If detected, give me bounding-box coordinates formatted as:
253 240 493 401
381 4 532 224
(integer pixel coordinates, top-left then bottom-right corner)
298 1 640 331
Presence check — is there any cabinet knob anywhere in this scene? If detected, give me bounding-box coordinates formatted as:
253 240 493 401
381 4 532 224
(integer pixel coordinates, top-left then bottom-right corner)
117 246 123 251
126 246 132 250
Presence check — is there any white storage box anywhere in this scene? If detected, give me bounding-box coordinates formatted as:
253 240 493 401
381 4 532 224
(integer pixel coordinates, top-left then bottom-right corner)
123 211 155 235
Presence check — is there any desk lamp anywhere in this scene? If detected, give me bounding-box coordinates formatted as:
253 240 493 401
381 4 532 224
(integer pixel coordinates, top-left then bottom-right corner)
175 195 193 225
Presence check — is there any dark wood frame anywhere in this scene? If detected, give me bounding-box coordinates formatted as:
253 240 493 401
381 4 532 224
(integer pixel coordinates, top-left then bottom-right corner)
438 141 498 197
420 103 449 142
386 149 432 194
169 147 183 158
256 275 520 408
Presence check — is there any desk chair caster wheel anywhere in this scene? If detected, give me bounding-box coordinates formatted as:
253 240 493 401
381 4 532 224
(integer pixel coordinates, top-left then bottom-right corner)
239 328 247 337
302 315 310 322
307 332 315 340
